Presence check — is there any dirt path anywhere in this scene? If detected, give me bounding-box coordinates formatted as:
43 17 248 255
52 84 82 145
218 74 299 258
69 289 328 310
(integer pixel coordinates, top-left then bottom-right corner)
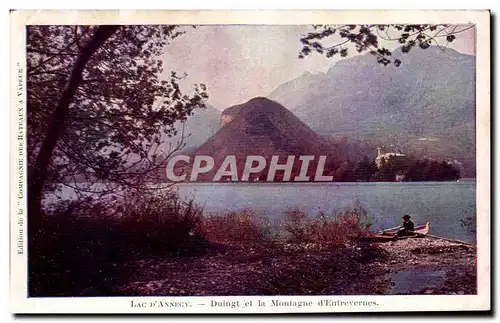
117 237 476 296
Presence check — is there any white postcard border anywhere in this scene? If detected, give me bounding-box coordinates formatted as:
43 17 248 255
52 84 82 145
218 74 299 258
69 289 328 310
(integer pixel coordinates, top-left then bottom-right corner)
9 9 491 313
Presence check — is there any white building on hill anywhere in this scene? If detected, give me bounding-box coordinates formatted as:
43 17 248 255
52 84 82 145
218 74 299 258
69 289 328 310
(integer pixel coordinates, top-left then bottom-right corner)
375 147 406 168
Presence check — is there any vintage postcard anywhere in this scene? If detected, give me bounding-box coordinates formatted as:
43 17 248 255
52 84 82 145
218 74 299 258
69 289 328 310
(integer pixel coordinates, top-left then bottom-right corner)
10 10 490 313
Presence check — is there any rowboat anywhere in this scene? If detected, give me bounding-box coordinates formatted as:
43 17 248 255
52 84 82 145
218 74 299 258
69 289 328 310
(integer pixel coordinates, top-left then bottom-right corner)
379 222 430 236
352 222 430 243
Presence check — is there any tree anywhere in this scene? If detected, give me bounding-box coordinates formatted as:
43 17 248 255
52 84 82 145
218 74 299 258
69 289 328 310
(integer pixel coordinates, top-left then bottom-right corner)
298 24 474 66
27 25 208 237
333 160 356 182
372 157 394 182
354 155 377 182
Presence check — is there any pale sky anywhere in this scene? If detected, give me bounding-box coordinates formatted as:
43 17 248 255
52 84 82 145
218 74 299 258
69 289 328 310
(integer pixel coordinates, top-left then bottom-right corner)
162 25 476 110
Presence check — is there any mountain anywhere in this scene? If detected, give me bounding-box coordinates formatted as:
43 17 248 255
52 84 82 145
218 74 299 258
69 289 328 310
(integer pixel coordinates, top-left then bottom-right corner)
191 97 341 180
197 97 332 156
268 71 327 112
269 46 476 176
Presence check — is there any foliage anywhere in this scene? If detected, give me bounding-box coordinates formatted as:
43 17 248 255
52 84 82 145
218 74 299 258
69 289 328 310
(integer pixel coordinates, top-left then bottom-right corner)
354 156 379 182
283 202 371 245
117 190 204 252
382 156 461 181
329 155 461 182
29 190 205 296
29 192 376 296
198 209 275 244
27 25 208 202
299 24 474 66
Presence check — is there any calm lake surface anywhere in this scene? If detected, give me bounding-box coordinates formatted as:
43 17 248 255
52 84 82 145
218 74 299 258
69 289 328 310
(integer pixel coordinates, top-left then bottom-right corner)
176 180 476 243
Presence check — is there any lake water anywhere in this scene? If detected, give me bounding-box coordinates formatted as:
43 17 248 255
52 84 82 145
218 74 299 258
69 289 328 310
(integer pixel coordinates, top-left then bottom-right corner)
175 180 476 243
48 180 476 243
389 268 447 294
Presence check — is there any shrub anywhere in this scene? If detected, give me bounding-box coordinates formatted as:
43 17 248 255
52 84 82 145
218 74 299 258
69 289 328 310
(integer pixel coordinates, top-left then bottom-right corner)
282 208 311 242
29 204 126 296
117 190 204 254
29 189 205 296
198 209 272 244
283 202 371 245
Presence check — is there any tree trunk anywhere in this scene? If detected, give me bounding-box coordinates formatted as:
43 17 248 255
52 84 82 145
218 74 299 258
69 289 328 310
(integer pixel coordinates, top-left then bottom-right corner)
28 26 119 239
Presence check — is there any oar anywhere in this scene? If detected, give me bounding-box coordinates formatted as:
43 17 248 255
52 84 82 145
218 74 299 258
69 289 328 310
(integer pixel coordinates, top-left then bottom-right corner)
377 216 413 234
378 225 401 235
416 233 476 247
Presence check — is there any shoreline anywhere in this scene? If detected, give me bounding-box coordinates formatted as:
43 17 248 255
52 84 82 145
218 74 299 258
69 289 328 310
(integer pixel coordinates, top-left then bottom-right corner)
117 237 476 296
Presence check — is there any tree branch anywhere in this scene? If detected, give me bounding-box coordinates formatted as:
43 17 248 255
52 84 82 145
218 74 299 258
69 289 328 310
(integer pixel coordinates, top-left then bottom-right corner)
29 25 119 237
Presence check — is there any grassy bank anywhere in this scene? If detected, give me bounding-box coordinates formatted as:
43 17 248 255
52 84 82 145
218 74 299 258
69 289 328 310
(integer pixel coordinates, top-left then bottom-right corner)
30 191 208 296
29 191 475 296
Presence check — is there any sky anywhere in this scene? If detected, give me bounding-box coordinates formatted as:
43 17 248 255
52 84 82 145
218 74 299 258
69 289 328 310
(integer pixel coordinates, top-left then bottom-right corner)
162 25 476 111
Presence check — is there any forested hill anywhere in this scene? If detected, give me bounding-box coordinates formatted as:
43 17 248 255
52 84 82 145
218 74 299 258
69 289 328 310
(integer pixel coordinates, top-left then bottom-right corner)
269 46 476 176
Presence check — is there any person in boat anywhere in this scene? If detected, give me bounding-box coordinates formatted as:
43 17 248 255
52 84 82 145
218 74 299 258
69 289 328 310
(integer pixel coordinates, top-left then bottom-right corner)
397 214 415 236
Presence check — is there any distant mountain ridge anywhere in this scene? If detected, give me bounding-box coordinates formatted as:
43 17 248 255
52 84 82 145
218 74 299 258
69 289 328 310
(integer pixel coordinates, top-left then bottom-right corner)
269 46 474 136
268 46 476 175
